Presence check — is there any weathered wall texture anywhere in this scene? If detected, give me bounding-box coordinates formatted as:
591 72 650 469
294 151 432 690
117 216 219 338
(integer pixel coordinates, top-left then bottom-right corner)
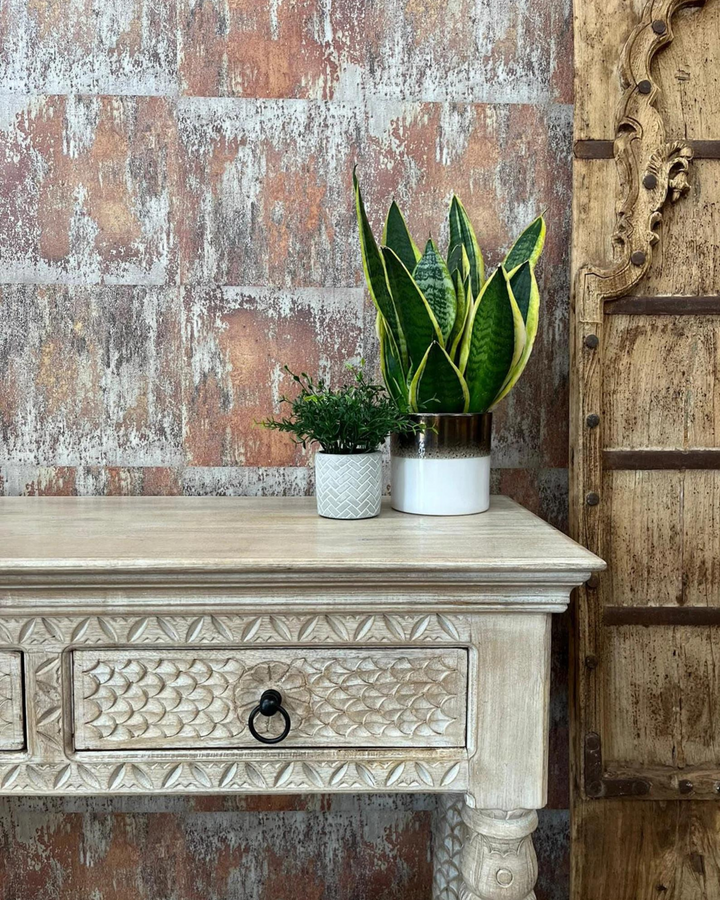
0 1 573 897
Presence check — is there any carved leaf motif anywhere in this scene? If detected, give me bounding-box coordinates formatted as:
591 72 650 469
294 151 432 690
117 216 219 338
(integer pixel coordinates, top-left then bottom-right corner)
270 617 292 641
298 617 319 641
186 618 204 642
330 763 350 786
410 616 432 640
437 615 460 640
241 618 262 642
41 618 64 640
415 762 434 786
327 616 349 641
0 622 13 643
53 765 72 790
302 763 323 788
210 617 233 641
34 658 59 679
72 619 91 642
1 766 20 788
108 764 126 790
77 766 101 790
353 616 375 641
36 706 61 727
191 764 212 788
157 618 179 641
275 763 294 787
355 763 375 787
132 765 154 791
245 763 265 789
387 763 406 786
19 619 37 643
383 615 405 641
162 765 183 789
99 618 118 642
219 763 238 788
127 618 150 642
440 763 462 786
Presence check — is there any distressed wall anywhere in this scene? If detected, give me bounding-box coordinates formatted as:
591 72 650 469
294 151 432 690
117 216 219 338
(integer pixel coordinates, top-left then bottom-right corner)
0 1 573 897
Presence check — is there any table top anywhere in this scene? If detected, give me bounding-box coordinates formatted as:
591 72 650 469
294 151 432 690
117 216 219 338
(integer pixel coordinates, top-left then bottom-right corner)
0 496 604 585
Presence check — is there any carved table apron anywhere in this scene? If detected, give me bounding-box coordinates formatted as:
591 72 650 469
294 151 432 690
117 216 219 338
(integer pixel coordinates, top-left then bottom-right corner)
0 496 603 900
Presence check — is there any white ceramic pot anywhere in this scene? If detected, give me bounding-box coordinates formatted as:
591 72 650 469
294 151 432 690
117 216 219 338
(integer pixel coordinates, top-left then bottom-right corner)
391 413 492 516
314 451 382 520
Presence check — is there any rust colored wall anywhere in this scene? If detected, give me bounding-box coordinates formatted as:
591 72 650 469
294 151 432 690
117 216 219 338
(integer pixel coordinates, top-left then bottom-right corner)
0 1 573 897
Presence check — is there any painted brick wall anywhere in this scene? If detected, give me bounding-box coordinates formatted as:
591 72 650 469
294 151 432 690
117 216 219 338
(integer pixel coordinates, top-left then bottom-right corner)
0 1 573 897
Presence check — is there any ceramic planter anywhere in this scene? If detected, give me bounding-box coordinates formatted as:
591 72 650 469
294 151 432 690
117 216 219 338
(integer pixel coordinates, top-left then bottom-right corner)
314 451 382 520
391 413 492 516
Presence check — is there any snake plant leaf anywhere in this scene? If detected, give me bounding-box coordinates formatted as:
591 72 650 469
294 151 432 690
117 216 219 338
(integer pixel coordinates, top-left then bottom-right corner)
378 313 410 410
353 169 406 364
491 262 540 407
409 342 469 414
448 195 485 299
383 200 421 274
413 240 457 344
459 266 526 413
382 246 444 371
503 215 546 271
448 268 469 359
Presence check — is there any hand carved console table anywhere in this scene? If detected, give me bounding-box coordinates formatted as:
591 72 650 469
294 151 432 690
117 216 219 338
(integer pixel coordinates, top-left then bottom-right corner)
0 496 603 899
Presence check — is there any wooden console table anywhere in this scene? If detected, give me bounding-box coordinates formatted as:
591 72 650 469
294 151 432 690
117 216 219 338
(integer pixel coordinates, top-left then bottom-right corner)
0 496 602 899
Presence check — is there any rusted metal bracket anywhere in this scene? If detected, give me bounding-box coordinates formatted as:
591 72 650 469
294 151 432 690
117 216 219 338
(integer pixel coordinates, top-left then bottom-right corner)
584 733 651 798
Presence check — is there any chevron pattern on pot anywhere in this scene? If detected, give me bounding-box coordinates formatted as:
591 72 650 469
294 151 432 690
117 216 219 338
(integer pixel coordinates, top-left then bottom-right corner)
315 452 382 520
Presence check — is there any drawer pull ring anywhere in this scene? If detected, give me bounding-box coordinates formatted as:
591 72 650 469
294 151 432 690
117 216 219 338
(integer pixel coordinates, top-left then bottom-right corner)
248 689 291 744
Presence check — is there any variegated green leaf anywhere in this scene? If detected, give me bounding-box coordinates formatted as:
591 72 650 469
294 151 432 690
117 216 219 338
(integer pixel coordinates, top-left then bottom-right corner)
383 200 421 274
448 268 469 360
354 169 406 365
413 240 457 343
491 262 540 406
378 314 410 410
448 195 484 299
409 342 469 414
382 246 444 372
504 215 546 271
459 266 526 413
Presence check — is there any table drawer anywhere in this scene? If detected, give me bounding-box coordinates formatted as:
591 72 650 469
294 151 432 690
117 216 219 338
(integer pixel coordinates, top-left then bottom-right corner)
0 652 24 751
72 648 467 750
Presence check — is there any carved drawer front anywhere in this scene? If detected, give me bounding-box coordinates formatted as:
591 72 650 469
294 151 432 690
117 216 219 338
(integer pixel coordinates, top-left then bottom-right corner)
72 648 468 750
0 652 24 751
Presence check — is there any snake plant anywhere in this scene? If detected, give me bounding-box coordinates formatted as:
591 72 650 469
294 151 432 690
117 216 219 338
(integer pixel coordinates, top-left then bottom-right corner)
354 169 545 414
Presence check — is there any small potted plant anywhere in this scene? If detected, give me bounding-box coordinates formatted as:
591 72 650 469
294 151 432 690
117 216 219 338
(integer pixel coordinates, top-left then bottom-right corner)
354 169 545 516
261 364 423 520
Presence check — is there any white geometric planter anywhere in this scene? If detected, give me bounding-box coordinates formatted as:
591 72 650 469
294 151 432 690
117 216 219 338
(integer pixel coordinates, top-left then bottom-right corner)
314 451 382 520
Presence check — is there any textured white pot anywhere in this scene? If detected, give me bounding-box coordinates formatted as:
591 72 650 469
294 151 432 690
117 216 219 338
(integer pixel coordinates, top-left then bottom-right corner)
391 413 492 516
314 451 382 520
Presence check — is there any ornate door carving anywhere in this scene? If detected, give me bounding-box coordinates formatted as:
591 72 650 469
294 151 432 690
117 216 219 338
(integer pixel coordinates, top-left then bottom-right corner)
571 0 720 895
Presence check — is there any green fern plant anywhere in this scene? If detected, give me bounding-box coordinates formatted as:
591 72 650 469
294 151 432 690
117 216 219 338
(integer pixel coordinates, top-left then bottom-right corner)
354 169 545 414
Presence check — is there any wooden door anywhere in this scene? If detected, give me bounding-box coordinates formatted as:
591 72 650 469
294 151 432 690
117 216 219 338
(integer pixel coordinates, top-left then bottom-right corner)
571 0 720 896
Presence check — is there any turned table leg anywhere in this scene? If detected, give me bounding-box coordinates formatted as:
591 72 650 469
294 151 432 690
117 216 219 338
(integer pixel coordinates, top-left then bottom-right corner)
459 806 538 900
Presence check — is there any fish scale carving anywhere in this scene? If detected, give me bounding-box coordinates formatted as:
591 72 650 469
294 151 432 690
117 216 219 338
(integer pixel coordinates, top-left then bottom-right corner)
74 650 467 749
301 656 461 739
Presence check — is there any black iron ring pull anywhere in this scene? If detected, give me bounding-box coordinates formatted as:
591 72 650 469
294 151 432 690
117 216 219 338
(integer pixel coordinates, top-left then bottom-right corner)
248 689 291 744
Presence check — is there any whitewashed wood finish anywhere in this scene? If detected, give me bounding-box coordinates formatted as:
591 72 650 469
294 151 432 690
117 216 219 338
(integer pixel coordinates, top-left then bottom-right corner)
0 497 604 899
0 652 23 751
73 648 468 750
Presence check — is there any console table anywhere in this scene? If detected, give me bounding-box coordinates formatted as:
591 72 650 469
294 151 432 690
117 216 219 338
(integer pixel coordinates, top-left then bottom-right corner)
0 496 603 899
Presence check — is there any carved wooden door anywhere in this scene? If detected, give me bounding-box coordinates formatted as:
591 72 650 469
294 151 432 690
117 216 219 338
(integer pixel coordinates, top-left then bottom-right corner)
571 0 720 895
